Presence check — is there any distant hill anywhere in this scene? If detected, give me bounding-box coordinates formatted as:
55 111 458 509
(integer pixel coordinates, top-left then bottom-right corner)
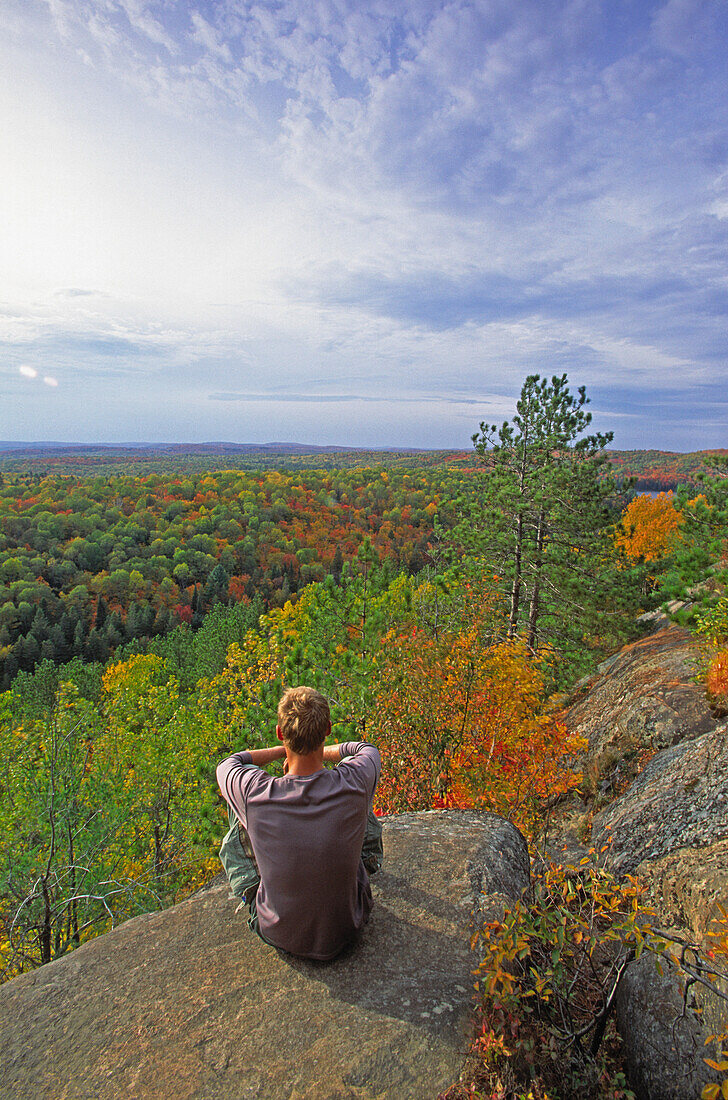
0 442 725 488
0 440 425 455
605 448 728 491
0 442 438 476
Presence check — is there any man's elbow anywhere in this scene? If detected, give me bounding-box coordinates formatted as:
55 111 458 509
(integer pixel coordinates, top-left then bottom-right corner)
216 757 233 795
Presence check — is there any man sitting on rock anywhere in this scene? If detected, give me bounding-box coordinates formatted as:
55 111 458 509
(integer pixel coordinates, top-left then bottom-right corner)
216 685 383 960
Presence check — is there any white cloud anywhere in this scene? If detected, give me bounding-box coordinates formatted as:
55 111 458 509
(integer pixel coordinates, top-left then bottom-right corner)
190 11 231 61
651 0 716 57
0 0 725 448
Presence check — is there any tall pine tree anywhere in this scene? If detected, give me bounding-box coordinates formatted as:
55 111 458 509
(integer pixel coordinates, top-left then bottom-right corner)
458 374 636 675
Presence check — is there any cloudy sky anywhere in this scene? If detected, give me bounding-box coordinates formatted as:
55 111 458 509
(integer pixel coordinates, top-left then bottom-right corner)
2 0 727 449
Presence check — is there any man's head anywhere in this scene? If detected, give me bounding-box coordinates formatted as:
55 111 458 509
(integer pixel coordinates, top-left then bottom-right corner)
277 686 331 756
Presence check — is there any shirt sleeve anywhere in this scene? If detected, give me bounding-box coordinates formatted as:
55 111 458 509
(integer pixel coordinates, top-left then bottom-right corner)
216 751 259 827
337 741 381 797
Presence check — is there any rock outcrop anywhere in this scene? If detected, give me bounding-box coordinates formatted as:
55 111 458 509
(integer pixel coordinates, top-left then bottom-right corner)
562 625 728 1100
592 719 728 878
0 810 530 1100
614 951 719 1100
565 625 716 788
633 837 728 940
593 719 728 1100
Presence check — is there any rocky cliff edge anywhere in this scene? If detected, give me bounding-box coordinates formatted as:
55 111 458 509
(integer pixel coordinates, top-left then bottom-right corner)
561 624 728 1100
0 811 529 1100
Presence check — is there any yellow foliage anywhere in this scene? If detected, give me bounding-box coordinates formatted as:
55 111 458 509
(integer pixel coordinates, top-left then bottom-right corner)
198 632 281 749
448 640 585 839
614 493 684 561
102 653 167 697
471 852 662 1098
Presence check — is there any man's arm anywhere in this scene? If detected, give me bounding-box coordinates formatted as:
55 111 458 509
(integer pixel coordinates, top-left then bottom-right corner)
324 741 379 763
216 744 286 821
334 741 381 788
240 745 287 766
216 745 285 794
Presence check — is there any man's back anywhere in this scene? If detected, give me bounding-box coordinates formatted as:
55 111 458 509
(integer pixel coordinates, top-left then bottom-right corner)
217 742 380 959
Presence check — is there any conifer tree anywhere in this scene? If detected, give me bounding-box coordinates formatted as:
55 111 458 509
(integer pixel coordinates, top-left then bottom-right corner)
105 612 124 650
30 608 50 643
46 624 64 664
152 607 171 636
94 597 109 630
2 651 19 689
189 583 203 628
125 603 139 640
86 628 109 663
331 546 344 584
459 374 633 672
202 564 230 608
72 620 86 656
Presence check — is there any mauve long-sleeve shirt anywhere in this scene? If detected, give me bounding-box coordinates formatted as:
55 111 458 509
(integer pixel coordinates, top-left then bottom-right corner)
216 742 381 960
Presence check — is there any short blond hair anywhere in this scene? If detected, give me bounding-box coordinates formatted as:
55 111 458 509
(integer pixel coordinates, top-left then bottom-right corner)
277 686 330 755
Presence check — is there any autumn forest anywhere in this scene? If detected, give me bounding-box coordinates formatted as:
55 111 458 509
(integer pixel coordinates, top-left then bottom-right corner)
2 376 728 1097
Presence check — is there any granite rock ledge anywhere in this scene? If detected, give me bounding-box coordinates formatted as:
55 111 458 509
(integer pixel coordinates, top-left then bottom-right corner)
0 809 529 1100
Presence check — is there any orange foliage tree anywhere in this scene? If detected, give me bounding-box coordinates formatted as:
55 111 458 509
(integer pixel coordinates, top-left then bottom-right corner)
706 649 728 710
370 579 584 839
615 492 684 562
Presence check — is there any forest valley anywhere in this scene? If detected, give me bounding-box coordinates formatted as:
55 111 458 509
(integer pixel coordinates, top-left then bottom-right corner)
1 375 727 1100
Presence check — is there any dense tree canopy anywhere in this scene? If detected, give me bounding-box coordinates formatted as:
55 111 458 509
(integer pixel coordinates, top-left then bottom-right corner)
0 465 456 689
